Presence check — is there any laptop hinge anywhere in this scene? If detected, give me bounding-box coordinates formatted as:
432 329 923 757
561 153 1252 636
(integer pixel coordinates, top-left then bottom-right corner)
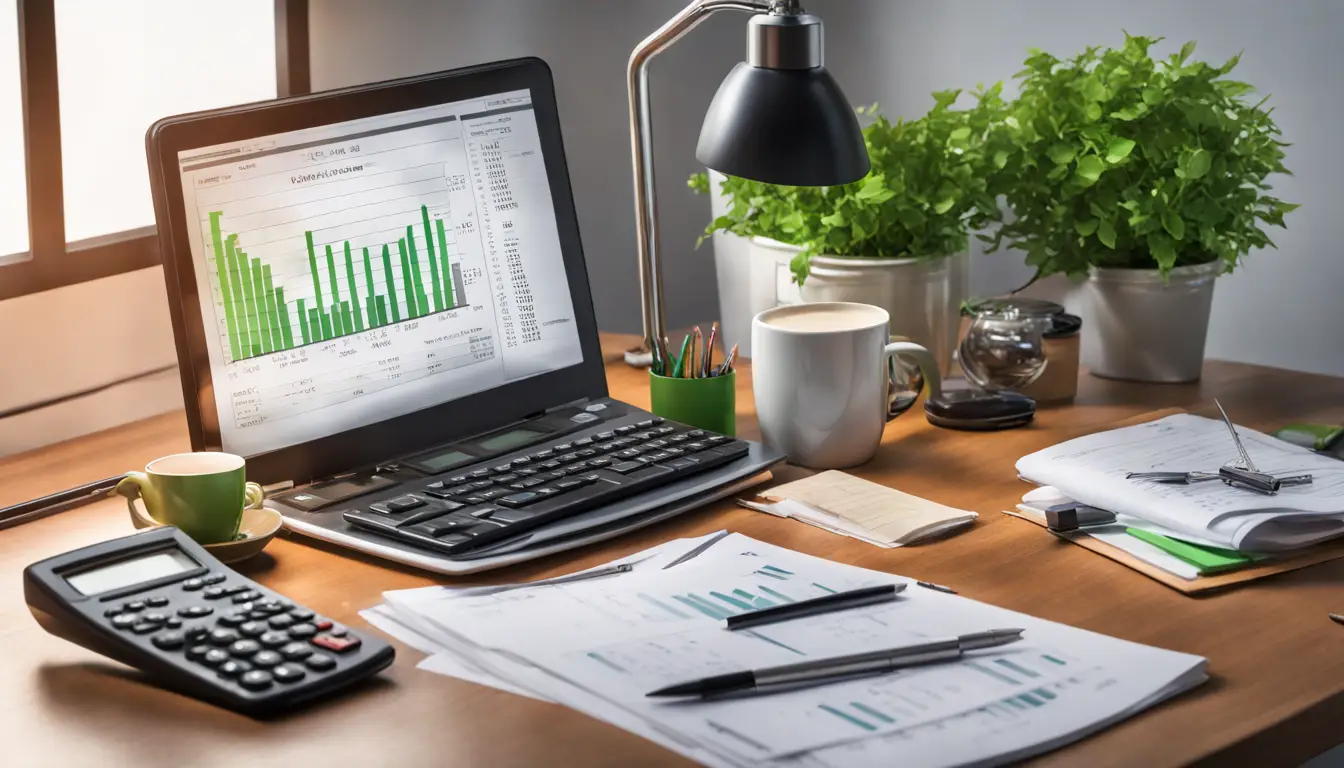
537 397 592 417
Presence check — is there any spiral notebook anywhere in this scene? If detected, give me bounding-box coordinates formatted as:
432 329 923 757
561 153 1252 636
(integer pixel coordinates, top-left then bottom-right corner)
739 470 978 547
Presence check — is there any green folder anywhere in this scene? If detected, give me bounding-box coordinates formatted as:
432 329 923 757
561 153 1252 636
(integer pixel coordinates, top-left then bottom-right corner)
1125 528 1263 575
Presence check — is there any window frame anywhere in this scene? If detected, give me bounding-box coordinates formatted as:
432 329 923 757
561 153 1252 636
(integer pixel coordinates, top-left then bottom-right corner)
0 0 309 301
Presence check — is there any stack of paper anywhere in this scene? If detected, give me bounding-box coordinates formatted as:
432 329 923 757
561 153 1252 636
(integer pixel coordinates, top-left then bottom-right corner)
1016 414 1344 552
738 471 977 547
364 532 1207 767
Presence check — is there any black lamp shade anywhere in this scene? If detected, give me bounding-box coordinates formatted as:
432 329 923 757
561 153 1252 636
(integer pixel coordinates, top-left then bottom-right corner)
696 62 869 187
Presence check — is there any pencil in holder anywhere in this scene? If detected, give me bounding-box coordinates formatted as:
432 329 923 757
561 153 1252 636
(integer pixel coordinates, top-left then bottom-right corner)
649 371 736 436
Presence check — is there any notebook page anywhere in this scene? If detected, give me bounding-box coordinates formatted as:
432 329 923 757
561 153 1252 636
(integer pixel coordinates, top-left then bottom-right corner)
764 470 976 544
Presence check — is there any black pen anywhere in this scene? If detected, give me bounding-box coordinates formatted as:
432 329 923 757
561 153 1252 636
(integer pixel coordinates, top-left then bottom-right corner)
725 584 905 631
0 475 125 529
647 629 1026 698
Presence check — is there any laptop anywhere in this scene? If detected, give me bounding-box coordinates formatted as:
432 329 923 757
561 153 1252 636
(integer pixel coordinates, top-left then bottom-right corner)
146 58 784 574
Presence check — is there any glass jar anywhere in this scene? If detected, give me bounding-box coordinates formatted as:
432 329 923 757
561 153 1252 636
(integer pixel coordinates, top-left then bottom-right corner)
958 308 1051 392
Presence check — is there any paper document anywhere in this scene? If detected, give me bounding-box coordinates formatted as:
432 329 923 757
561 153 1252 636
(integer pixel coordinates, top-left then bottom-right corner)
740 471 977 547
365 532 1206 767
1017 414 1344 551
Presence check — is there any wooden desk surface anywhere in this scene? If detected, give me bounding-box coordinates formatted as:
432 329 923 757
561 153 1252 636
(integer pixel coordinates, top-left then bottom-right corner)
2 332 1342 767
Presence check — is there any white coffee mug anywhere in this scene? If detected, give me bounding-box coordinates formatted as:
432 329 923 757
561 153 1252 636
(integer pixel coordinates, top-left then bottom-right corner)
752 302 942 469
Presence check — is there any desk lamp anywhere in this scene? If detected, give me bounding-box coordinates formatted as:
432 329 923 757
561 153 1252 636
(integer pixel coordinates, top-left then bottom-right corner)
625 0 870 365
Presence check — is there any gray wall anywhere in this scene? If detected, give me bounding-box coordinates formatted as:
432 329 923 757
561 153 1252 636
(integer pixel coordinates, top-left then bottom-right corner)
311 0 1343 376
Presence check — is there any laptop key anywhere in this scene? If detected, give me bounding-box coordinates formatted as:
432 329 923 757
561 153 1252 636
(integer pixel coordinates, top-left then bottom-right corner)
609 461 645 474
613 425 636 435
384 496 425 513
498 492 541 508
397 502 465 527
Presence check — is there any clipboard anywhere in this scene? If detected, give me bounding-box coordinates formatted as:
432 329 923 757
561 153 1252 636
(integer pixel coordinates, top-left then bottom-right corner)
1006 408 1344 594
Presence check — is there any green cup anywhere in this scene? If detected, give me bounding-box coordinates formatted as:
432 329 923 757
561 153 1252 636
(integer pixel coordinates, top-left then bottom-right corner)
115 452 264 545
649 371 736 436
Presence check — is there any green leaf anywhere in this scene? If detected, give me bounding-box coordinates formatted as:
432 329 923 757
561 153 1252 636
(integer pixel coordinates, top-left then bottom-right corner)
1097 218 1117 249
1075 155 1106 185
1085 103 1103 121
1186 149 1212 179
1148 232 1177 269
1161 209 1186 240
933 196 957 215
993 150 1009 169
1047 143 1076 166
1075 219 1099 236
1081 77 1107 102
1105 137 1136 163
1141 86 1163 105
1178 41 1197 63
856 174 889 200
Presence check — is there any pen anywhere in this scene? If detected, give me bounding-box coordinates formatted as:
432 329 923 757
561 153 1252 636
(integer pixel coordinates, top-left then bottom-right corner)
714 343 738 377
463 562 634 596
690 327 703 379
725 584 905 630
703 322 717 378
1330 613 1344 627
646 628 1026 698
0 474 125 529
662 529 731 570
916 580 957 595
671 334 692 378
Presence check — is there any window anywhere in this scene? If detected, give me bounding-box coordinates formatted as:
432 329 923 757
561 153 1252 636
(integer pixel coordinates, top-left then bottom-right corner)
0 0 308 300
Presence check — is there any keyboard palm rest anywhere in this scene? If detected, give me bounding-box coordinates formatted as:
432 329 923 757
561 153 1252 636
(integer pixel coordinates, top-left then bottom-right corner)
342 419 749 556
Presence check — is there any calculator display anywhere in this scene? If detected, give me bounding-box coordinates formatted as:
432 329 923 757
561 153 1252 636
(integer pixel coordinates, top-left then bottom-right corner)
477 427 544 452
66 549 198 596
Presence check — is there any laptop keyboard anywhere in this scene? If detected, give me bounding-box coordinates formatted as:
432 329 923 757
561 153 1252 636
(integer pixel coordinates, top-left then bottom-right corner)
342 418 750 555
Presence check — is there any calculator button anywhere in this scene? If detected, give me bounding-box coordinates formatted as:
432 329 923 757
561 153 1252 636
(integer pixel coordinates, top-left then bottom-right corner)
254 599 288 614
272 664 306 684
239 621 267 637
288 608 315 621
152 631 185 650
280 642 313 661
181 578 205 592
492 464 513 474
202 587 227 600
231 591 261 604
185 626 210 643
286 622 318 639
267 614 296 629
104 607 122 617
239 670 273 690
146 596 170 608
223 584 250 596
251 650 283 668
218 611 248 627
209 628 240 646
328 626 349 638
217 660 250 678
385 495 426 513
165 617 183 628
305 653 337 671
201 649 230 667
131 622 162 635
229 639 262 658
311 634 362 653
111 614 137 630
178 605 213 618
314 619 334 632
186 645 212 661
122 601 146 613
141 612 167 624
203 573 227 585
259 631 290 648
469 469 493 479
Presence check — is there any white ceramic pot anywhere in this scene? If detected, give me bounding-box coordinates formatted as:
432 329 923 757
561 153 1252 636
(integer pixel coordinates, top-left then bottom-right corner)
1083 261 1222 383
796 251 956 376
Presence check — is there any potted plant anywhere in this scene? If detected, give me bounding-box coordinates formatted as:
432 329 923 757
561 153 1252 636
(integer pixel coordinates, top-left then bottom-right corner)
988 34 1297 382
690 89 1005 371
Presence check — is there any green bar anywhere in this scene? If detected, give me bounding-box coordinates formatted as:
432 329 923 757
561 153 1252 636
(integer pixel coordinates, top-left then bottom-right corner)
1035 687 1057 701
340 301 353 335
709 591 755 612
319 309 332 340
298 298 310 344
361 247 377 326
310 308 325 342
398 240 418 318
1042 655 1067 666
850 702 894 724
331 302 343 337
209 212 241 360
306 231 324 313
375 295 388 326
236 250 262 358
994 658 1040 679
1018 693 1043 707
262 264 282 351
224 234 251 357
344 241 363 332
277 288 294 348
380 244 401 323
326 244 341 309
405 226 429 315
421 206 444 311
435 217 453 309
817 705 876 732
252 259 273 353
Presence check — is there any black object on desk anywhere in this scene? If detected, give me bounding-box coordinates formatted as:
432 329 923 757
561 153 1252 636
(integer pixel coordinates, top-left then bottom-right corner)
0 475 125 530
924 390 1036 431
23 526 394 718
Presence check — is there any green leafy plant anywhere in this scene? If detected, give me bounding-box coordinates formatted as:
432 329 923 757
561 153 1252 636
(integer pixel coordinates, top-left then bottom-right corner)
988 33 1297 279
690 87 1006 284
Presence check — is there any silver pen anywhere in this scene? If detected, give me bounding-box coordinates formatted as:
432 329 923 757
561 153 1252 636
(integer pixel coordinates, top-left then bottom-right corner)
461 562 634 596
646 628 1025 698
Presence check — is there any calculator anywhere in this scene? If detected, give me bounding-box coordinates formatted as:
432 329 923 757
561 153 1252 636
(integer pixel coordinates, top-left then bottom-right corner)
23 526 394 718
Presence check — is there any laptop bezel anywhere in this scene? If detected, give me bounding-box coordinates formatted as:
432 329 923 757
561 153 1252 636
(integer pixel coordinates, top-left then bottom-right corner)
145 57 607 486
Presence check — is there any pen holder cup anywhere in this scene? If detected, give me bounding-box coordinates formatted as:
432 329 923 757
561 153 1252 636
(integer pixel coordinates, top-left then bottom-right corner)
649 371 736 436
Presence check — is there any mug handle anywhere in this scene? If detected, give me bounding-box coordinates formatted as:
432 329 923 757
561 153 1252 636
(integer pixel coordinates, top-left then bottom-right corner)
244 482 266 510
115 472 162 529
884 341 943 420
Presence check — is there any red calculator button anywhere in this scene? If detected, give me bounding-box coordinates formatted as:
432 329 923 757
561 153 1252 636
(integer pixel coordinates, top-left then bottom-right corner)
314 619 333 631
311 633 361 653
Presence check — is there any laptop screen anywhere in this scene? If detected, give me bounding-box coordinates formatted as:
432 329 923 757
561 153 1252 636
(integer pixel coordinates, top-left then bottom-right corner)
175 88 583 458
